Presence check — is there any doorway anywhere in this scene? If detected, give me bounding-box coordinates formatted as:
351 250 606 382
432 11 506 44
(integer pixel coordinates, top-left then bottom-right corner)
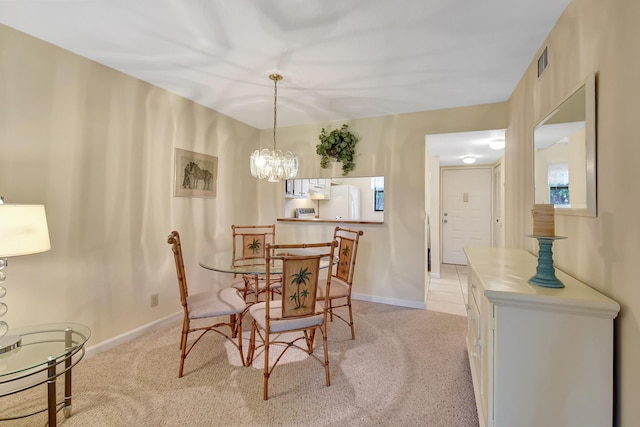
441 168 492 265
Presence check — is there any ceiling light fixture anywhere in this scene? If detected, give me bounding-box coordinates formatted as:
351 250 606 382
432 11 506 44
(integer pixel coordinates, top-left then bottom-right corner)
489 138 506 150
462 156 476 164
250 74 298 182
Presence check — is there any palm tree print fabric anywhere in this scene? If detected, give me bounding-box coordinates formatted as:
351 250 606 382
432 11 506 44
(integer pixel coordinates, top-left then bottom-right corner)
336 238 354 282
242 234 266 259
282 257 320 318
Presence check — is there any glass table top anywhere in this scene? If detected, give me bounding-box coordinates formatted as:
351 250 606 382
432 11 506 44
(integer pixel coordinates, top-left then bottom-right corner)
199 251 336 274
0 323 91 379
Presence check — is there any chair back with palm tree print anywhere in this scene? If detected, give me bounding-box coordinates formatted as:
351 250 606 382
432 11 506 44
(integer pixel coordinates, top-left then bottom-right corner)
232 224 276 265
318 226 364 340
263 241 336 325
281 255 320 318
231 224 280 302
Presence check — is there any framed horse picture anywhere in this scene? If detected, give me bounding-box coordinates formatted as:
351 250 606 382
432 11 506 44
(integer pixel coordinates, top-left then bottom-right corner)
174 148 218 198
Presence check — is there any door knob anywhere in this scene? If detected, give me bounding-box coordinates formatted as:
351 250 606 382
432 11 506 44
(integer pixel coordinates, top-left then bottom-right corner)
443 219 448 224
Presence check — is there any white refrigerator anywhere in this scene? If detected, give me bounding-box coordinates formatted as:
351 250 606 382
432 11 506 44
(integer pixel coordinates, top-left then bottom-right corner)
321 185 360 220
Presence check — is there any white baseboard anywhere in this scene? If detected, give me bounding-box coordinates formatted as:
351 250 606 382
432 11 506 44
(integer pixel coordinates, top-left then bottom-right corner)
429 272 441 279
84 311 181 360
85 295 426 359
352 293 426 310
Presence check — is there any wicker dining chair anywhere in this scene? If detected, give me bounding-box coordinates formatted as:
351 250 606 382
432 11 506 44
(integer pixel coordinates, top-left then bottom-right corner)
247 240 337 400
231 224 282 302
167 230 247 377
316 227 364 339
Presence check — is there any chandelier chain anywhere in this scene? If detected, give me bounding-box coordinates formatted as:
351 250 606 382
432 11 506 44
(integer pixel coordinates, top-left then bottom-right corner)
273 76 277 150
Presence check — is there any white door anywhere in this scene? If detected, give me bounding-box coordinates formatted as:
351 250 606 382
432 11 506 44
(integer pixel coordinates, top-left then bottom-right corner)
493 163 505 247
442 168 492 265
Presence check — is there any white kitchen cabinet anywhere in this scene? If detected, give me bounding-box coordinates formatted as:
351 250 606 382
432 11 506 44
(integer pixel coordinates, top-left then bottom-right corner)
464 246 619 427
285 178 331 199
295 179 308 197
308 179 331 199
285 179 309 198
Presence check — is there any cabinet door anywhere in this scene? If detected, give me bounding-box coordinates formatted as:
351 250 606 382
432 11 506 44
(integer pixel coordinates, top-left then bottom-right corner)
308 179 332 199
479 296 492 424
320 179 331 198
293 179 304 197
467 295 481 377
285 179 294 197
469 271 490 427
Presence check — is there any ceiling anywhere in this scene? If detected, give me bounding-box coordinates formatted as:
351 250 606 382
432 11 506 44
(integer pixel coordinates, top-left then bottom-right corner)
0 0 570 165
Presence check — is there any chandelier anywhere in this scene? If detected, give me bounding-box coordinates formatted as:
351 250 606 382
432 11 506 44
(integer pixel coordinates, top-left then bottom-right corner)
250 74 298 182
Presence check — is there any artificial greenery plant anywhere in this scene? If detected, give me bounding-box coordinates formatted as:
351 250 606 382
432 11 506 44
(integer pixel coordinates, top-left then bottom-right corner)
315 124 359 176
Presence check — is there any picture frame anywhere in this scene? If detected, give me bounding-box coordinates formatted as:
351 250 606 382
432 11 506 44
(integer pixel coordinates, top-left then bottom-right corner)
174 148 218 198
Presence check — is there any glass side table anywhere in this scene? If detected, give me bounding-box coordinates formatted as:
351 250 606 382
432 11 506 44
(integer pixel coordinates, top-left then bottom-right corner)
0 323 91 426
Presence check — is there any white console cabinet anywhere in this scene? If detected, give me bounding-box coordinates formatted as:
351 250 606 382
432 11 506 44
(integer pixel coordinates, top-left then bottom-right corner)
464 247 619 427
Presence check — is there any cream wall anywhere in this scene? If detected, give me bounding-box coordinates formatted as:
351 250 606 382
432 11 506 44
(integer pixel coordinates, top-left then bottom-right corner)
506 0 639 424
0 24 260 345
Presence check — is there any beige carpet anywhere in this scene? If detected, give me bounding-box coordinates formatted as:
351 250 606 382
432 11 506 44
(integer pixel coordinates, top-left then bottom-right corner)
1 300 478 426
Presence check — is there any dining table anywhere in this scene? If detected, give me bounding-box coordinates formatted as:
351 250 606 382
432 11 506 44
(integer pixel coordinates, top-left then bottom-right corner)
199 250 337 302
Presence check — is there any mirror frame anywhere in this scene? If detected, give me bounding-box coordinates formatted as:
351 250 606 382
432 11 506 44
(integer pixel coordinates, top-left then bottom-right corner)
533 72 597 217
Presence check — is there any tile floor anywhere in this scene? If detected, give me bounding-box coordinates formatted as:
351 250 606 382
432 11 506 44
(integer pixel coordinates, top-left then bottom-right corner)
426 263 469 317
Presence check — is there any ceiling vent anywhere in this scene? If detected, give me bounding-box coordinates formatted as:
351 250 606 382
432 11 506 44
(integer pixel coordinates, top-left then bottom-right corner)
537 47 548 77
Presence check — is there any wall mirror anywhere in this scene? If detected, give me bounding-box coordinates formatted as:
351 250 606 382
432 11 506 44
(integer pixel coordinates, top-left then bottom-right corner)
282 176 384 223
533 73 596 216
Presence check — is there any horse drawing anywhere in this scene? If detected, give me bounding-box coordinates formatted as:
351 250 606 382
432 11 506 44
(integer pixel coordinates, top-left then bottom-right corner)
184 162 213 190
194 167 213 190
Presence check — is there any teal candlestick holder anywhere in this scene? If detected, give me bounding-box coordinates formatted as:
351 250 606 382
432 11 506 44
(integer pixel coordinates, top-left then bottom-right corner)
527 235 567 288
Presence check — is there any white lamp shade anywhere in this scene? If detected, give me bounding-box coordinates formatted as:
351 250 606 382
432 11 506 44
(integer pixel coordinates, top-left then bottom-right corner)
0 204 51 257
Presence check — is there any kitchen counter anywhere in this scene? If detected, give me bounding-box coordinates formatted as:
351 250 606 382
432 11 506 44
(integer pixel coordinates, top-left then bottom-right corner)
277 218 383 225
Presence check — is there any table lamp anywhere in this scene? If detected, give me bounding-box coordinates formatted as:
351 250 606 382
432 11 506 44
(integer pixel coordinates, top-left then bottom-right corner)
0 202 51 354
